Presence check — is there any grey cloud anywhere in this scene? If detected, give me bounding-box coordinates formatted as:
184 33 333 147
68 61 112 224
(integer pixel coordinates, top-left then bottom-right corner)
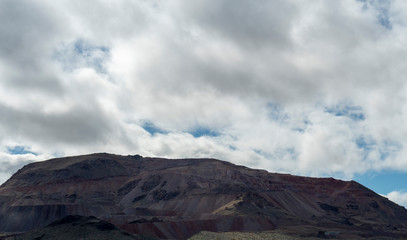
133 36 320 104
61 0 149 43
1 65 64 94
131 0 386 104
0 159 32 176
0 103 113 145
1 0 407 181
0 0 66 93
175 0 298 50
0 0 59 59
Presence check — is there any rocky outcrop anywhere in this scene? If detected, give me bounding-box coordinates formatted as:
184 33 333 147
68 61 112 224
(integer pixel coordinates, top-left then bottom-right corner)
0 153 406 239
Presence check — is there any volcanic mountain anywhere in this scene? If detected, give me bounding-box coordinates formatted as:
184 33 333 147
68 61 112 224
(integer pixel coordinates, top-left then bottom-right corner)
0 153 406 239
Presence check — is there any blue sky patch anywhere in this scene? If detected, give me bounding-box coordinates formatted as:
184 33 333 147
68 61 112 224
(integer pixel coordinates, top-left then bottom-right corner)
325 104 365 121
358 0 392 29
378 11 392 29
267 103 289 123
356 137 375 149
54 39 110 73
74 39 109 55
373 0 392 29
7 146 37 155
228 145 237 151
142 122 167 135
189 127 220 138
379 140 401 160
355 136 377 159
354 137 400 163
292 127 305 133
354 170 407 195
253 149 272 159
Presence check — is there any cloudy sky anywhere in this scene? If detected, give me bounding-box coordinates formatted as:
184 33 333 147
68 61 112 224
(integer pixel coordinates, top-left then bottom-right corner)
1 0 407 206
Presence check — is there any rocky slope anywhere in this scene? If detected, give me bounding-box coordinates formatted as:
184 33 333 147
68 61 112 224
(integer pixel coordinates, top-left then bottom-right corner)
3 215 154 240
0 153 406 239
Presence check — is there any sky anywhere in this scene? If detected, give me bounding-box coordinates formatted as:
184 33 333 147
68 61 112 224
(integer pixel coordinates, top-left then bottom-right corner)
0 0 407 207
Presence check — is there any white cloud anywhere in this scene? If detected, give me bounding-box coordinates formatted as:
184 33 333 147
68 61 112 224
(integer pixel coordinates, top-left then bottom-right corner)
1 0 407 183
385 191 407 208
0 151 50 185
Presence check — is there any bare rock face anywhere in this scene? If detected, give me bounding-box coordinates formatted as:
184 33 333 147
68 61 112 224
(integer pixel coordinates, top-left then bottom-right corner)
0 153 406 239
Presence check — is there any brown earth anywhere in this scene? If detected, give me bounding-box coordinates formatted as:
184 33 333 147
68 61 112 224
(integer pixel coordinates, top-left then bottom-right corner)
0 153 406 239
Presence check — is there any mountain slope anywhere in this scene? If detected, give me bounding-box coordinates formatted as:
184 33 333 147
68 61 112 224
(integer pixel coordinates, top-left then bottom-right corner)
0 153 406 239
7 215 155 240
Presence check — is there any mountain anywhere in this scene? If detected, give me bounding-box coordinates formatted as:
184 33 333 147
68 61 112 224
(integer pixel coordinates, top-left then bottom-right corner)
5 215 155 240
0 153 406 239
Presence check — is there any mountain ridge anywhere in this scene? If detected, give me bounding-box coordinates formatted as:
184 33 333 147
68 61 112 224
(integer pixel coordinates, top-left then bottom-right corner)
0 153 406 239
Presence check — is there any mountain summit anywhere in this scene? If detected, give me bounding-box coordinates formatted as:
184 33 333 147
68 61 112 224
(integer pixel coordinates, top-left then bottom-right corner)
0 153 406 239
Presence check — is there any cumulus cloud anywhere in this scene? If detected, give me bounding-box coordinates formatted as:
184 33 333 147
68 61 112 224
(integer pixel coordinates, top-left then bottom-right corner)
385 191 407 208
0 0 407 185
0 151 46 185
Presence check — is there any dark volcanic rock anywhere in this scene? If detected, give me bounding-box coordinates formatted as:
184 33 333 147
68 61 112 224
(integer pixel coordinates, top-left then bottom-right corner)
0 153 406 239
9 215 154 240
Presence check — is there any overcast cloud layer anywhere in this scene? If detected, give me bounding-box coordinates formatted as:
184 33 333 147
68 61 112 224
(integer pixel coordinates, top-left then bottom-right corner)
1 0 407 205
